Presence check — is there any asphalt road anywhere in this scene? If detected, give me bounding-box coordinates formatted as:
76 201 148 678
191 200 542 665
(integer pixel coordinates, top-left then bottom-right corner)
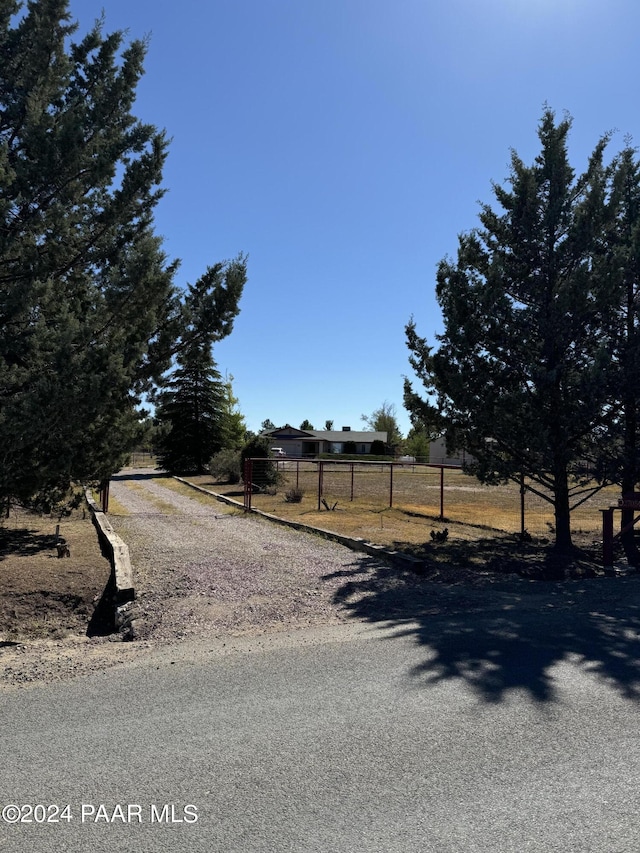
1 617 639 853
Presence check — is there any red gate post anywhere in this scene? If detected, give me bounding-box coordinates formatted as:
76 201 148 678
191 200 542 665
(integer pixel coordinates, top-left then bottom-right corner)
243 458 253 511
317 460 324 511
601 508 614 567
99 480 109 513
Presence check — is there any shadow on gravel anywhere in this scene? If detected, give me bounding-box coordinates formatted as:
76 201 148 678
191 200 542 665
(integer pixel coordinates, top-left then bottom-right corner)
112 470 167 482
326 554 640 704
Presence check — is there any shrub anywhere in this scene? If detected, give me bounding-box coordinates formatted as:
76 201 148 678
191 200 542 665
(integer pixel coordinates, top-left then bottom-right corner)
210 448 242 484
370 440 386 455
343 440 357 454
240 435 281 489
284 486 304 503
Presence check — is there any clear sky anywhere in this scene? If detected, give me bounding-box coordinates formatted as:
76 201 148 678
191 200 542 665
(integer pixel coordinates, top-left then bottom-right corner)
69 0 640 436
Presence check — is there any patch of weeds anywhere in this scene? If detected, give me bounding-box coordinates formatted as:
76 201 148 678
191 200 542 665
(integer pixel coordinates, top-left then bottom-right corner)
284 487 305 503
103 495 129 516
124 482 176 514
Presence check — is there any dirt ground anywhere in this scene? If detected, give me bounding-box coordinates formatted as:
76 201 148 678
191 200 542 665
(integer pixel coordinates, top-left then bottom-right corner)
0 504 112 642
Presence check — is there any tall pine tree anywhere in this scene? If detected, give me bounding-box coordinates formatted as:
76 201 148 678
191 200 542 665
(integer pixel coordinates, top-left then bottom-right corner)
405 111 613 552
153 345 227 474
589 146 640 561
153 259 247 473
0 1 244 509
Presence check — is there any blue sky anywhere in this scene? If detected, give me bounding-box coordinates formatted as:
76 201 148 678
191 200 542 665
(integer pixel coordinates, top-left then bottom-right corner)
70 0 640 436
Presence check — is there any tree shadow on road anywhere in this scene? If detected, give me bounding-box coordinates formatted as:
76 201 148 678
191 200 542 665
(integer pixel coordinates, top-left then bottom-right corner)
326 549 640 704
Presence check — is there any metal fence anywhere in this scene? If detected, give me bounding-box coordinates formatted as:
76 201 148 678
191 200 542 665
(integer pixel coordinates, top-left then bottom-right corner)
243 457 613 540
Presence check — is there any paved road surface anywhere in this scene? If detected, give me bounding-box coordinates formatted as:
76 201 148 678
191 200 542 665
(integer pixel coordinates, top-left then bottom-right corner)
1 619 639 853
2 471 640 851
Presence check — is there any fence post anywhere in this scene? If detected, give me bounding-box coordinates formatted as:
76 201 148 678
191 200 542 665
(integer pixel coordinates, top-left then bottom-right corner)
350 463 354 501
317 460 324 511
243 458 253 511
601 508 614 567
439 466 444 520
520 471 526 536
99 480 110 513
389 463 394 508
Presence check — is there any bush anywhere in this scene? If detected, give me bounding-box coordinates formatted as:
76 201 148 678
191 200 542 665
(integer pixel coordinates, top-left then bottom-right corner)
284 486 305 503
343 440 357 454
370 440 386 455
240 435 281 489
210 448 242 484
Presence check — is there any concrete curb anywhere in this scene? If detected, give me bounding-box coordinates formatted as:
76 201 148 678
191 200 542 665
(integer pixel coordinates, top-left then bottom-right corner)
85 490 137 639
173 478 424 572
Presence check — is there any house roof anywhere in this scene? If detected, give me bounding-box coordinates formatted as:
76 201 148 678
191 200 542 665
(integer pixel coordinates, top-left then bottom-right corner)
264 425 312 438
308 430 387 443
263 425 387 443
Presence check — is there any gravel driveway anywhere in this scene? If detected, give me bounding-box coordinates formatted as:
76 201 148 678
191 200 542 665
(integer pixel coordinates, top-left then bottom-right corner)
108 470 384 642
0 471 391 687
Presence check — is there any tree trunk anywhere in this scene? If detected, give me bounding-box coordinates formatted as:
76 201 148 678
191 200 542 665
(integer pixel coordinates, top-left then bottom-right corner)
621 374 640 565
553 465 573 553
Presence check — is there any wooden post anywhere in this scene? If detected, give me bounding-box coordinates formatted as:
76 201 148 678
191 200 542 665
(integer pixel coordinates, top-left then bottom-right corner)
520 472 526 537
439 466 445 520
601 508 614 567
243 458 252 511
317 461 324 511
99 480 110 513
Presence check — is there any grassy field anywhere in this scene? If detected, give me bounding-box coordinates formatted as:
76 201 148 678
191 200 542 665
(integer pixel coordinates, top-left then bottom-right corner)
183 463 618 552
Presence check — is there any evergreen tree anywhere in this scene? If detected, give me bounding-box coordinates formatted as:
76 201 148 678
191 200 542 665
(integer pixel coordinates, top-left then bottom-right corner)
153 260 247 473
0 1 243 510
591 146 640 560
153 344 226 474
299 419 314 430
405 111 612 552
221 373 247 450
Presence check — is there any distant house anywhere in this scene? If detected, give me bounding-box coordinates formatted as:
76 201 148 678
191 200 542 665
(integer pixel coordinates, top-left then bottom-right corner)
428 436 471 466
261 425 388 458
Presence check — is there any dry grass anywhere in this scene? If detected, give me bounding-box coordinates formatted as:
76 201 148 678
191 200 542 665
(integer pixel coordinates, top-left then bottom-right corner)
89 489 129 516
188 464 617 551
122 480 178 514
159 476 244 512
